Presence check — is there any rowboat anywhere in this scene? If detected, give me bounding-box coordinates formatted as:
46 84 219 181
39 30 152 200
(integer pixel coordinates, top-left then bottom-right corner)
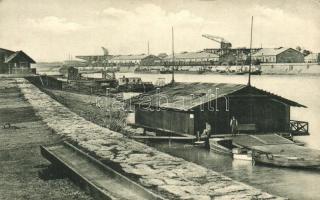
251 144 320 168
209 138 233 155
232 148 253 161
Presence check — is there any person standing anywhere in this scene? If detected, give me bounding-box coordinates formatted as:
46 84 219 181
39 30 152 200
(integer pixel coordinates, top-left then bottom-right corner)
203 122 211 149
230 116 238 136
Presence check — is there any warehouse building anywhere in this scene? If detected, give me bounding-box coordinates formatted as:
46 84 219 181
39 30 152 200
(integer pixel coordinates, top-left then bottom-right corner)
304 53 320 63
163 51 219 65
140 55 162 66
109 54 149 65
0 48 36 74
252 47 304 63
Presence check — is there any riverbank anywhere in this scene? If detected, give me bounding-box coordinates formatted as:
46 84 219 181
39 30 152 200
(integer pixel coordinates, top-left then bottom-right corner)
32 63 320 77
12 78 286 199
0 78 92 200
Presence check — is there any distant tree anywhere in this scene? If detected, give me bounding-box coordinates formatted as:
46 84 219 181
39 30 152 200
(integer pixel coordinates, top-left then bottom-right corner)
302 49 312 56
296 46 302 52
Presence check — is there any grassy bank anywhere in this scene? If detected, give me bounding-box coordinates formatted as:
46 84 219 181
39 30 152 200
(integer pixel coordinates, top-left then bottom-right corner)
0 79 93 200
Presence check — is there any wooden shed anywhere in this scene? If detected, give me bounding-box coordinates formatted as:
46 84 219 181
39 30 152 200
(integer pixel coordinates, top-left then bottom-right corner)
132 82 307 136
0 48 35 74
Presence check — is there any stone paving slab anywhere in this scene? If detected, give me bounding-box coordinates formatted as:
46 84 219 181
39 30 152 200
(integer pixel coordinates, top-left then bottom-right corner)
16 78 286 200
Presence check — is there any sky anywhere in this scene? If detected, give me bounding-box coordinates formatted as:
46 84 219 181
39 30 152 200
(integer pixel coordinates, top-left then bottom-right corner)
0 0 319 62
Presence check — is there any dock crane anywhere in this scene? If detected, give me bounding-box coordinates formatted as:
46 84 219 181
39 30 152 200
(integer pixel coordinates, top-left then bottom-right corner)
202 34 232 49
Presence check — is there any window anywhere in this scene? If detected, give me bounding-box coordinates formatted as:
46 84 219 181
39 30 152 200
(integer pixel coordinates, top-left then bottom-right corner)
20 62 28 68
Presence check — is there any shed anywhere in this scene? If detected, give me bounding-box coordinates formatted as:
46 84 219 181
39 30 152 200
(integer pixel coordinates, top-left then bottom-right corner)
132 82 305 136
0 48 36 74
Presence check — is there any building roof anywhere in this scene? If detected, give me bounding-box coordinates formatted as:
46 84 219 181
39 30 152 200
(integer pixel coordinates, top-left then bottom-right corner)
141 54 162 60
0 48 15 55
4 51 36 63
304 53 319 59
252 47 295 57
76 55 113 61
110 54 148 61
164 51 219 60
131 82 305 111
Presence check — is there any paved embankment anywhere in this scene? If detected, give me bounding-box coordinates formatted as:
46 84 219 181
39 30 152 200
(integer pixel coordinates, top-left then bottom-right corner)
0 78 92 200
17 78 285 200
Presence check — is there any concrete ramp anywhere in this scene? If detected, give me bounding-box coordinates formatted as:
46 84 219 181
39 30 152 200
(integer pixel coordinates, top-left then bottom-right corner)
41 142 164 200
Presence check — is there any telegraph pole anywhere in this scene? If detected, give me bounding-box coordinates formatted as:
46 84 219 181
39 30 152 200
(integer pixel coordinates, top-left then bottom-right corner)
248 16 253 86
171 26 175 84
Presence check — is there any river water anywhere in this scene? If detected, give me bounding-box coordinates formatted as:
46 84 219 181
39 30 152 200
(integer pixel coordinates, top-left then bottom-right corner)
105 72 320 199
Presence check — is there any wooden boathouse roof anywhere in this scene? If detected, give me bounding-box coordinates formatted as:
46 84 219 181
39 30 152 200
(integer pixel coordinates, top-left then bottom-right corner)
4 50 36 63
132 82 306 111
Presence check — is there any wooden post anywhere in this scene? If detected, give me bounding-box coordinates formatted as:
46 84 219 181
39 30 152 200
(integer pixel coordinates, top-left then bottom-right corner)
248 16 253 86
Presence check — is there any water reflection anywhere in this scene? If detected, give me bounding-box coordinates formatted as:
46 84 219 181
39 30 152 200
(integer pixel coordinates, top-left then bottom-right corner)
151 141 320 200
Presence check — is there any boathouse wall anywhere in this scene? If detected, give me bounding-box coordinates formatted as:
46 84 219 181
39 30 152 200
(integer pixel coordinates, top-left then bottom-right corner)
193 98 230 135
135 107 194 134
229 98 290 132
135 95 290 136
192 97 290 135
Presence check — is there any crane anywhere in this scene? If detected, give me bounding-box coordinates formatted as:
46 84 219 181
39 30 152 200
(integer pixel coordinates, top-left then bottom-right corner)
101 47 109 55
202 34 232 49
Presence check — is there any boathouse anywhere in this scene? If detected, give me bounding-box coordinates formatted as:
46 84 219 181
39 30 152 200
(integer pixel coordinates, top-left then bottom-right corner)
132 82 307 136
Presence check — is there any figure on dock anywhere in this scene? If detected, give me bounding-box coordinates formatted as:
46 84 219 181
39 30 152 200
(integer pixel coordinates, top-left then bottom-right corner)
203 122 211 149
203 122 211 138
230 116 238 136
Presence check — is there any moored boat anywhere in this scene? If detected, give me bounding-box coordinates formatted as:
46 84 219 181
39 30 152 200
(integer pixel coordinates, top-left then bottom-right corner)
251 144 320 168
209 138 233 155
252 151 320 168
232 148 253 161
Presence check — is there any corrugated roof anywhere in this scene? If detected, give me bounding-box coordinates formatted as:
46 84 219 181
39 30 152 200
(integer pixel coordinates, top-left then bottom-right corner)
164 51 219 60
132 82 305 111
4 51 36 63
252 47 291 56
110 54 148 61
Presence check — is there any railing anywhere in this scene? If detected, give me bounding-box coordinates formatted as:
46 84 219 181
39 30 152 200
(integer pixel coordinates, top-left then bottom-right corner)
289 120 309 136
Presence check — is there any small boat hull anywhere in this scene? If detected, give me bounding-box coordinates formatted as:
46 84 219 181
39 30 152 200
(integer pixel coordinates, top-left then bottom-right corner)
232 148 253 161
252 152 320 168
209 138 233 155
233 154 253 161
